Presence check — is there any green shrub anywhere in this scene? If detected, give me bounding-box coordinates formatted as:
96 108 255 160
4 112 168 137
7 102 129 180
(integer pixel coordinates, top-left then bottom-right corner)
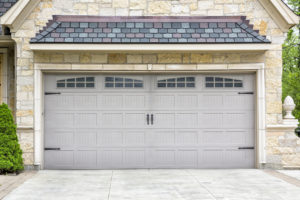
0 103 23 174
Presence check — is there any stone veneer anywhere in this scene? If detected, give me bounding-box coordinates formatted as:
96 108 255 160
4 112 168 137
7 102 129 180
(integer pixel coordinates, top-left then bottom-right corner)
10 0 297 168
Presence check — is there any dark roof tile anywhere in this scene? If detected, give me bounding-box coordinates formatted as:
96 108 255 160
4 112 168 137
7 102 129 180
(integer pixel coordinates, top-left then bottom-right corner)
30 16 271 44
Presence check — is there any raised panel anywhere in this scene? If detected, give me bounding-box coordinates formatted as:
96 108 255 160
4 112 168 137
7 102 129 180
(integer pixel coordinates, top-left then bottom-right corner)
125 113 146 128
45 95 74 110
153 95 175 108
75 151 97 168
152 149 175 166
176 131 198 145
75 113 97 128
175 113 198 128
98 131 123 146
75 131 97 146
124 131 145 146
202 95 223 108
74 95 97 109
148 131 175 146
45 151 74 169
177 150 198 167
45 131 74 147
101 113 123 128
125 150 145 167
124 95 146 108
176 95 198 108
153 113 174 128
202 113 223 128
46 113 74 128
98 150 123 168
101 95 123 108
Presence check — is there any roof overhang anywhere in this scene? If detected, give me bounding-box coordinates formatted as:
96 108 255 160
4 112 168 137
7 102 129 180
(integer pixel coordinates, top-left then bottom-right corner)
0 0 41 32
30 43 276 52
260 0 299 32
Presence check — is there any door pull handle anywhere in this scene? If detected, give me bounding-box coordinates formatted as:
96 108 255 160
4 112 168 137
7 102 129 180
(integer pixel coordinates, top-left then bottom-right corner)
146 114 150 125
151 114 154 125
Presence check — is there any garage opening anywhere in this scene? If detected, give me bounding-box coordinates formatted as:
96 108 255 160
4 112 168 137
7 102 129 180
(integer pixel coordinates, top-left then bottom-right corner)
44 74 255 169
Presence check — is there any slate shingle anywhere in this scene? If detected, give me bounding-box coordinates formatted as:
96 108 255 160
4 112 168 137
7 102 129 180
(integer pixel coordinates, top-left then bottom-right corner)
30 16 271 44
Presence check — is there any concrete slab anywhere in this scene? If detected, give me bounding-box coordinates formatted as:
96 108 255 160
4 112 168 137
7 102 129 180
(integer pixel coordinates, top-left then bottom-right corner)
3 170 300 200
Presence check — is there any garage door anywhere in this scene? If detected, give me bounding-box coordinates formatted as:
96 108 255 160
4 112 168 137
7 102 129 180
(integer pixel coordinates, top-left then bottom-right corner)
44 74 255 169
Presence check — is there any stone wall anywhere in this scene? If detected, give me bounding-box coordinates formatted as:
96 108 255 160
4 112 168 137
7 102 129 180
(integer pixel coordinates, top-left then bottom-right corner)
266 128 300 169
11 0 289 167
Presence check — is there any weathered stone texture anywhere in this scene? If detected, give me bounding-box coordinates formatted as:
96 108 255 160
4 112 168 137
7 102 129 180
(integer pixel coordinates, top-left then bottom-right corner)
266 129 300 168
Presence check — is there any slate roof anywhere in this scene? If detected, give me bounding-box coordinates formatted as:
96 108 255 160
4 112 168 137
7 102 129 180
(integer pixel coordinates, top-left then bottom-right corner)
30 16 270 44
0 0 18 17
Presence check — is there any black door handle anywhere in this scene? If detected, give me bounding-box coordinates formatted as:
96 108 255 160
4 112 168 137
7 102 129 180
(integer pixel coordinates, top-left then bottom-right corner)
151 114 154 125
146 114 150 125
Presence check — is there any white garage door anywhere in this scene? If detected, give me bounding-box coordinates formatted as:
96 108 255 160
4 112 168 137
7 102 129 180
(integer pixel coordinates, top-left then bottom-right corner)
44 74 255 169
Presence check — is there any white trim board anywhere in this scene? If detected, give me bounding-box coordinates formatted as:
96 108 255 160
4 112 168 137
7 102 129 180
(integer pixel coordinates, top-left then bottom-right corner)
0 49 8 104
33 63 266 169
30 44 276 52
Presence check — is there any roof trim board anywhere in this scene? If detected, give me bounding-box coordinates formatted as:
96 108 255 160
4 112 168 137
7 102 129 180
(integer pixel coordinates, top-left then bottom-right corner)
30 43 275 52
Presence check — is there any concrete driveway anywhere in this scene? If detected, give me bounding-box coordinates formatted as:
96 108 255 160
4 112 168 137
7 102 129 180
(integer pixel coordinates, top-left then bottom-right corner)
3 169 300 200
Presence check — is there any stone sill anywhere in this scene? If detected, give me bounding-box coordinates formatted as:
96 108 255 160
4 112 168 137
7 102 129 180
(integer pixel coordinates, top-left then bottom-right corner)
267 124 298 131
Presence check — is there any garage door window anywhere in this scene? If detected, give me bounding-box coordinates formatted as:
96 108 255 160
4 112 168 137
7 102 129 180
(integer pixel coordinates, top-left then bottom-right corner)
205 77 243 88
56 77 95 88
105 76 144 88
157 77 195 88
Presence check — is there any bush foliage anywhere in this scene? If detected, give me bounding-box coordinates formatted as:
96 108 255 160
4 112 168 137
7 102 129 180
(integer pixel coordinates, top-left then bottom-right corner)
0 103 23 174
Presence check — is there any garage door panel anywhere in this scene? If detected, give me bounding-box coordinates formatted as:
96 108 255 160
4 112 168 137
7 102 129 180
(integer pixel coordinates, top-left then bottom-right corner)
152 95 175 109
75 131 97 147
151 149 176 167
175 113 199 128
100 95 123 108
74 150 97 169
45 130 74 147
201 94 223 109
125 150 146 167
177 149 198 168
45 74 255 169
98 149 123 168
101 113 123 128
147 130 175 146
74 95 97 109
201 149 225 168
45 95 74 110
75 113 98 128
152 113 174 128
46 113 74 128
176 94 198 109
224 95 254 110
124 95 147 108
45 151 74 169
124 131 146 146
175 131 199 145
224 149 255 168
223 112 253 129
201 113 223 128
125 113 148 128
98 131 123 146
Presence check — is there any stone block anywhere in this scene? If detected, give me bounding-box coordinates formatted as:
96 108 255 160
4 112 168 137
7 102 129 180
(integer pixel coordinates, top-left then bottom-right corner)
130 0 146 9
80 53 92 63
113 0 129 8
108 53 127 64
127 55 142 63
190 54 212 63
158 54 182 64
143 55 157 64
148 1 171 14
91 54 108 63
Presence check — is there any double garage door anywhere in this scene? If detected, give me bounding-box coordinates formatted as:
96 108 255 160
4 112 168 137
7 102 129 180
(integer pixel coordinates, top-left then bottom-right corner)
44 74 255 169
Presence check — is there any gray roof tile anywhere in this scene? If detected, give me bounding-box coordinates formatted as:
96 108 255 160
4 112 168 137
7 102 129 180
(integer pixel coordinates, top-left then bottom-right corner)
30 16 271 44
